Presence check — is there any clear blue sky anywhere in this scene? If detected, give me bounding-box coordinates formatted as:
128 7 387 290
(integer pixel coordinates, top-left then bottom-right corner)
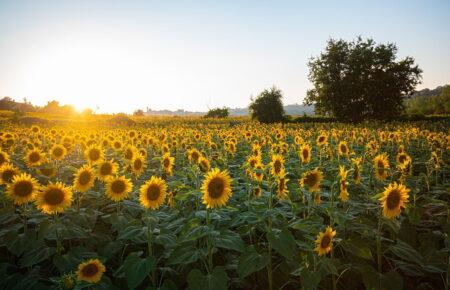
0 0 449 113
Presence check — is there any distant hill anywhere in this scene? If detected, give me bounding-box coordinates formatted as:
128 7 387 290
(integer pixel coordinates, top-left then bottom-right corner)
145 103 314 117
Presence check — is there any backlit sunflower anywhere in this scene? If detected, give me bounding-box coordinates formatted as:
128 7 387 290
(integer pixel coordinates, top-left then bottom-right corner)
338 166 349 202
84 145 104 164
36 182 73 214
373 154 390 180
0 163 20 185
76 258 106 283
161 153 175 175
97 160 118 181
269 154 285 177
337 141 349 157
201 168 232 209
24 148 47 167
299 168 323 193
73 165 95 192
299 143 312 164
378 182 409 219
139 176 167 210
314 226 336 256
0 150 10 166
6 173 40 205
105 175 133 202
50 144 67 161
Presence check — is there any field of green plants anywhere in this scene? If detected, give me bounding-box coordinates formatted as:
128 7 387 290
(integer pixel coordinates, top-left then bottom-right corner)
0 120 448 290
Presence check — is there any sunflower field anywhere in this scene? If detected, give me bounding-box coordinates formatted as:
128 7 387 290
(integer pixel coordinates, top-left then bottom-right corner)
0 120 448 290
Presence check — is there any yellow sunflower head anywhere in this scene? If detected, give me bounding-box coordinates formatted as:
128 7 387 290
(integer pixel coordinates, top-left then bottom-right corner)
97 160 118 181
84 145 104 164
76 258 106 283
299 168 323 193
201 168 232 209
36 182 73 214
73 165 96 193
315 226 336 256
105 175 133 202
0 163 20 185
6 173 40 205
379 182 409 219
24 148 47 167
139 176 167 210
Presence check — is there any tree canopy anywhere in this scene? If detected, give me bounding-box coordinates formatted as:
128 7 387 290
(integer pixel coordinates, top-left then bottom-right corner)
304 37 422 121
249 86 285 123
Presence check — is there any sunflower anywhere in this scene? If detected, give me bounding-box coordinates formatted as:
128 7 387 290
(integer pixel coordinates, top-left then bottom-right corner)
24 148 47 167
201 168 232 209
84 145 104 164
188 148 201 163
373 154 390 180
269 154 285 177
0 150 10 166
299 168 323 193
0 163 20 185
276 171 289 199
379 182 409 219
338 166 349 202
76 258 106 283
6 173 40 205
161 153 175 175
105 175 133 202
73 165 95 192
337 141 349 157
50 144 67 161
314 226 336 256
131 156 146 176
316 133 328 147
299 143 312 164
97 160 119 181
139 176 167 210
36 182 73 214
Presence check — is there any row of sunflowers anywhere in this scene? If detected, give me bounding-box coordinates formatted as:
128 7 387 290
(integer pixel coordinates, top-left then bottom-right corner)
0 121 448 289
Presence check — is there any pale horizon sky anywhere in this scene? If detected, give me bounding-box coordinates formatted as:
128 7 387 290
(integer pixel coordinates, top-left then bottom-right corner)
0 0 449 113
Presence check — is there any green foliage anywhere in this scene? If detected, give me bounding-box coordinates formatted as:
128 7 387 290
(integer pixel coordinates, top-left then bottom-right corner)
305 37 422 122
204 107 229 118
249 86 285 123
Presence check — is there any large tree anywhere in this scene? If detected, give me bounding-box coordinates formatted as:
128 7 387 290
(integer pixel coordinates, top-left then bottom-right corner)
249 86 285 123
305 37 422 121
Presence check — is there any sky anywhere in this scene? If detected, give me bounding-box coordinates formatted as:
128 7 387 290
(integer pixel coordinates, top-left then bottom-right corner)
0 0 449 113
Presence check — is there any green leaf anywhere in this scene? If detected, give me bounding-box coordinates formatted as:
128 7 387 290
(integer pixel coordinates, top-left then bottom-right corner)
266 228 297 260
123 251 156 290
237 245 269 278
187 267 227 290
214 230 245 253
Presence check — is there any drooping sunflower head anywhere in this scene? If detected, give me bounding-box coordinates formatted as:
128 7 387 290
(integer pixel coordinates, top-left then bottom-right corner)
201 168 232 209
6 173 40 205
139 176 167 210
379 182 409 219
0 163 20 185
76 258 106 283
105 175 132 202
373 153 390 180
84 145 104 164
36 182 73 214
337 141 349 157
50 144 67 161
73 165 96 193
270 154 285 177
314 226 336 256
299 143 312 164
24 148 47 167
299 168 323 193
97 160 118 181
